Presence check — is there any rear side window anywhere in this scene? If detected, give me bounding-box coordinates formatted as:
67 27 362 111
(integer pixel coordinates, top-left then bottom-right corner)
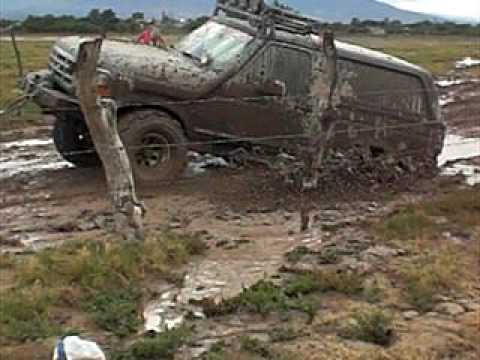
237 44 312 96
339 59 427 115
267 45 312 95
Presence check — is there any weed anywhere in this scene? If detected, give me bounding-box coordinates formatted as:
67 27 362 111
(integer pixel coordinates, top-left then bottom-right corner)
0 254 16 269
362 279 384 304
1 231 204 343
111 327 190 360
286 271 364 297
401 248 463 312
269 327 299 343
203 341 227 360
240 337 272 357
205 271 364 319
0 290 58 342
240 337 299 360
374 207 434 241
285 246 311 264
422 187 480 228
341 309 394 346
83 287 142 338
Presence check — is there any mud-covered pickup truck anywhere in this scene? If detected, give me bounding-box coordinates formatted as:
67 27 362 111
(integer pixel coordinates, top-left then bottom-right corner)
23 0 445 185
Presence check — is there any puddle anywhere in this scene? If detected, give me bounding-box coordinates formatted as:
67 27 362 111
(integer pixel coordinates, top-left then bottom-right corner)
456 57 480 69
2 139 54 149
438 134 480 185
0 137 72 180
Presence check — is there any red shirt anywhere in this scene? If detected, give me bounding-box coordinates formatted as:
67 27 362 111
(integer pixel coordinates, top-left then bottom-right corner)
137 29 153 45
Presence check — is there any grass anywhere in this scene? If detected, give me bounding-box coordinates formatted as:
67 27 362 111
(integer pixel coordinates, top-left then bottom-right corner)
0 40 52 129
111 327 191 360
0 289 59 343
341 35 480 75
374 206 435 241
285 271 365 297
202 338 299 360
340 309 394 346
0 232 206 343
204 271 364 320
240 337 298 360
401 246 464 312
374 186 480 242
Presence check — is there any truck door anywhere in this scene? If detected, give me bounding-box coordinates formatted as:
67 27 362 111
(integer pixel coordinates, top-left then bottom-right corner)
191 43 312 145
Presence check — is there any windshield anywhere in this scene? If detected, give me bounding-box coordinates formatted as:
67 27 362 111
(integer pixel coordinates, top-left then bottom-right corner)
176 21 253 69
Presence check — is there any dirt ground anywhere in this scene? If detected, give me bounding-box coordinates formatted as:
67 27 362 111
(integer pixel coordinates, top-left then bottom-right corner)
1 76 479 358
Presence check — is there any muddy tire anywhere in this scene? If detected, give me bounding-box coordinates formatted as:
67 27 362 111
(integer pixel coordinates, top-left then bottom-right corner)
118 110 188 186
53 115 101 168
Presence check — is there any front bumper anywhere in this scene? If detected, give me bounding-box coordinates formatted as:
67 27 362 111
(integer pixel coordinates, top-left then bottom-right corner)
23 70 79 112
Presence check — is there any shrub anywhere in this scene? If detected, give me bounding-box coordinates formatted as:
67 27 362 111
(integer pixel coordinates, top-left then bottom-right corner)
341 309 394 346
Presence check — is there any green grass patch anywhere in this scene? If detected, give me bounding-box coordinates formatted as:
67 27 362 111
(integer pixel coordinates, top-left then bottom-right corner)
83 287 142 338
0 232 205 343
422 187 480 229
285 271 364 297
0 40 52 128
204 271 364 320
111 327 191 360
340 309 394 346
374 187 480 242
374 207 435 241
341 35 480 75
401 247 463 312
0 289 59 343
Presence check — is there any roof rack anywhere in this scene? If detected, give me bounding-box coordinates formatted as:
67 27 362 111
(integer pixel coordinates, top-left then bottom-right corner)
214 0 322 36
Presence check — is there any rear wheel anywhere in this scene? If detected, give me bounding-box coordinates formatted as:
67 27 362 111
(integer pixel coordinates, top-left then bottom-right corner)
118 110 188 186
53 113 101 168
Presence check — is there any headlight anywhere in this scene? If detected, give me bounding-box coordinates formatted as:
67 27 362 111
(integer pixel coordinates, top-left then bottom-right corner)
96 69 112 98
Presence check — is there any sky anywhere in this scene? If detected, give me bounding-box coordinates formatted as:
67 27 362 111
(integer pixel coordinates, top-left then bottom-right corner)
381 0 480 19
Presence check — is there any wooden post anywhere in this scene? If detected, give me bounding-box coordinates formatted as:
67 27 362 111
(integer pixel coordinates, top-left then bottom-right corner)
75 38 145 241
299 31 339 232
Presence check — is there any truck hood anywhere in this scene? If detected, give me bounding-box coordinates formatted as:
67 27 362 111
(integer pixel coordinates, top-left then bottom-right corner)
55 36 218 99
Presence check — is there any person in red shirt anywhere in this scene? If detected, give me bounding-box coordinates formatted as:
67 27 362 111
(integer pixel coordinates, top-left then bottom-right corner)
137 20 167 48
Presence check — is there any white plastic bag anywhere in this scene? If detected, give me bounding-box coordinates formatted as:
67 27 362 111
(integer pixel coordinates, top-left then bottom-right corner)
53 336 106 360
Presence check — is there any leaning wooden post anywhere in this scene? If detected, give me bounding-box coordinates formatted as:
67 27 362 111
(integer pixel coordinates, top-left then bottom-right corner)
300 31 339 232
75 38 145 241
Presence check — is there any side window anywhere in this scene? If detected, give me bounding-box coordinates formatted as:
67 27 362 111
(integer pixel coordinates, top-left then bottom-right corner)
267 45 312 96
235 44 312 96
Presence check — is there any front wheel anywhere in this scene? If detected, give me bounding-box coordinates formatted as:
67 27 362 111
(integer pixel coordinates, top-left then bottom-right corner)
118 110 188 186
53 114 101 168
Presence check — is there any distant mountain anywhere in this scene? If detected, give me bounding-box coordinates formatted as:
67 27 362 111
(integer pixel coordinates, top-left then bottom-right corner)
2 0 440 23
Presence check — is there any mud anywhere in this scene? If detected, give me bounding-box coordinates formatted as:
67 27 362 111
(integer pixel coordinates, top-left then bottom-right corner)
0 76 479 251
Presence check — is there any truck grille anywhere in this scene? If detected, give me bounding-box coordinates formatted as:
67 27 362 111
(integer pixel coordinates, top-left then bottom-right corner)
49 46 75 93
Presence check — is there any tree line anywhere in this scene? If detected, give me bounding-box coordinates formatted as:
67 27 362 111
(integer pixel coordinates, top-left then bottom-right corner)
2 9 208 34
1 8 479 36
329 18 480 36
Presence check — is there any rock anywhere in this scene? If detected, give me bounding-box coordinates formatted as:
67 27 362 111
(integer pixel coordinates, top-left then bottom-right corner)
434 302 466 316
364 245 399 258
403 310 420 320
456 299 480 312
432 294 452 303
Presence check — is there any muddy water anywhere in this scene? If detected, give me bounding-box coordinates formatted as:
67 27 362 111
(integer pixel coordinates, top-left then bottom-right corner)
438 134 480 185
0 138 71 180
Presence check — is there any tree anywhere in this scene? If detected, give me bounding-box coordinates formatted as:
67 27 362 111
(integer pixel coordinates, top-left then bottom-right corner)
75 39 145 241
131 12 145 21
100 9 118 26
88 9 102 25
